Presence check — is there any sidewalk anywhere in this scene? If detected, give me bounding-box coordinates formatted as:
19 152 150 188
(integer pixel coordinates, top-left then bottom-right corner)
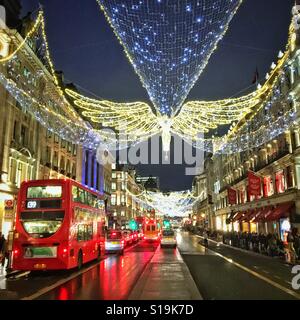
129 245 202 300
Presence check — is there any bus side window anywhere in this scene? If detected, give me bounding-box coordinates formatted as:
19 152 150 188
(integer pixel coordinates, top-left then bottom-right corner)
94 197 98 209
72 186 79 202
77 188 85 204
77 224 85 241
84 190 90 206
87 225 93 240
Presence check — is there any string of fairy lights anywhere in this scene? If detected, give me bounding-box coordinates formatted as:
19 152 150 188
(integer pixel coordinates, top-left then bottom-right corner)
0 4 298 157
127 187 202 217
96 0 243 117
0 10 103 150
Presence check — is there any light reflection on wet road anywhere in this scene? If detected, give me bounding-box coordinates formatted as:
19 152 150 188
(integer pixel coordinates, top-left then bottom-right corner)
38 241 158 300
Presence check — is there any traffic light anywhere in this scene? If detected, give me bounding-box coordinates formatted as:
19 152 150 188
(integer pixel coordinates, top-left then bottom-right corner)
129 219 138 230
163 219 171 228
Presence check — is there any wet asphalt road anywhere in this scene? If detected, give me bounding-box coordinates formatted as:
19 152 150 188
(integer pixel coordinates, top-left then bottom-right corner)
1 232 299 300
177 232 299 300
0 240 159 300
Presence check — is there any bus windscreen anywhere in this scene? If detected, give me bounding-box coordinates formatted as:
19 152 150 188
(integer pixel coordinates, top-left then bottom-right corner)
27 186 62 199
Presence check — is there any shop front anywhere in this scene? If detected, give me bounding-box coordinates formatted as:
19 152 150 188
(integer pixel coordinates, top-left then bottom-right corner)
252 201 294 239
228 210 258 233
0 187 16 238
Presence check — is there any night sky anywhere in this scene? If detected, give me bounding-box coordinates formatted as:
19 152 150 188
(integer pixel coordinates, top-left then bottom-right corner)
21 0 294 191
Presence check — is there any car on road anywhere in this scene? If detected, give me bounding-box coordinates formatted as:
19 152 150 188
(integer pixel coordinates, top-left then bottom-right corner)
105 230 125 255
137 229 144 240
161 229 177 248
122 229 134 246
131 230 139 243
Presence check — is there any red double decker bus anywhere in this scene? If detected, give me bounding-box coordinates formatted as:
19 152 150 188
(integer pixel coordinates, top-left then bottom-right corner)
12 179 106 271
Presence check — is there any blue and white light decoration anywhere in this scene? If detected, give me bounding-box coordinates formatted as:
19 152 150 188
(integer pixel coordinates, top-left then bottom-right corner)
98 0 243 117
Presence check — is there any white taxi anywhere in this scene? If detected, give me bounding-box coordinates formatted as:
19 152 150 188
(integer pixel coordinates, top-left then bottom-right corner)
161 229 177 248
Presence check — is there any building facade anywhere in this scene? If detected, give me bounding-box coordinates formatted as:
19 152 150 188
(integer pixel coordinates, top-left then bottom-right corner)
81 147 112 224
0 7 83 236
192 155 214 228
109 164 144 228
206 11 300 239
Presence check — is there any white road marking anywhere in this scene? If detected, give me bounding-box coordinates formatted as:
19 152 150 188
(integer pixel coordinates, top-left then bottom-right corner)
10 272 30 279
194 235 300 299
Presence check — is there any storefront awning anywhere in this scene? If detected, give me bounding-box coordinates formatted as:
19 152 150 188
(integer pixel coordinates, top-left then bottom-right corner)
232 212 243 222
265 202 294 222
244 209 258 222
252 207 272 223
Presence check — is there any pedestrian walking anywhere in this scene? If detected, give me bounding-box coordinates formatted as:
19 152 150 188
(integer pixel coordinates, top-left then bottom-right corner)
203 229 209 247
0 234 6 268
285 231 297 264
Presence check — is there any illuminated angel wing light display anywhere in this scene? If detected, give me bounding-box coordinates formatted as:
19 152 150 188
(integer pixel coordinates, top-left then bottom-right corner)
0 3 296 158
97 0 243 117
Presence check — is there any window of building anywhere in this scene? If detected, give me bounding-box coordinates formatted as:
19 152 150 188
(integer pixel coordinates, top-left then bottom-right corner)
91 155 95 188
263 176 274 197
111 182 116 190
68 142 72 153
46 146 51 164
275 171 285 194
66 160 71 175
72 164 76 179
20 125 27 146
72 144 77 156
23 67 30 78
96 162 100 191
8 158 16 184
60 157 65 173
85 150 89 185
47 129 52 139
121 194 126 205
111 195 116 206
286 166 295 188
13 121 18 141
53 151 58 168
112 172 116 179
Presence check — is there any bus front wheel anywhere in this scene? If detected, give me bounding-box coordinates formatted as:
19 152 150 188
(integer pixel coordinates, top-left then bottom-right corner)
77 251 83 270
